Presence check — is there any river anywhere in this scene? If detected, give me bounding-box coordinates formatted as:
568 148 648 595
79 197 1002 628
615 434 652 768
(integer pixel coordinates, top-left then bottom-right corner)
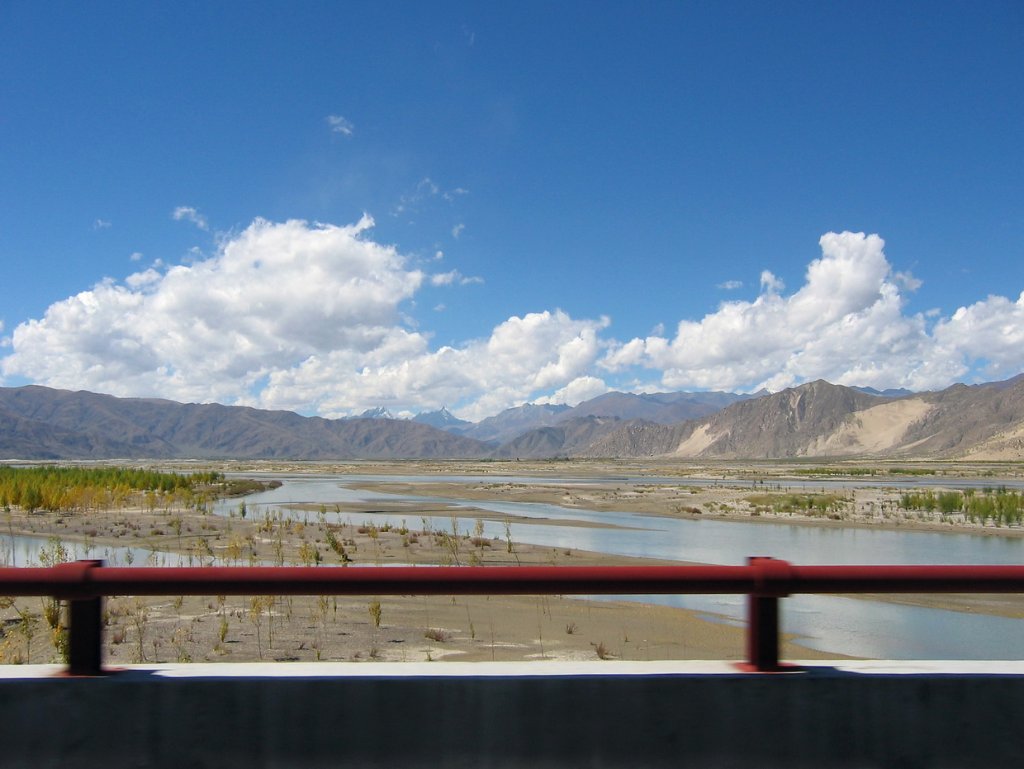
204 473 1024 660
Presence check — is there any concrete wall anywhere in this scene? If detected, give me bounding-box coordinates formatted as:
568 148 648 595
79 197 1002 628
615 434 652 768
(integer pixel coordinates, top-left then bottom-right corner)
1 660 1022 769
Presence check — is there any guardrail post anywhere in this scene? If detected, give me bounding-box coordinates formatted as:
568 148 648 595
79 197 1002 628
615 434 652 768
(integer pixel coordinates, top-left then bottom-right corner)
746 592 780 672
67 560 104 676
745 556 789 672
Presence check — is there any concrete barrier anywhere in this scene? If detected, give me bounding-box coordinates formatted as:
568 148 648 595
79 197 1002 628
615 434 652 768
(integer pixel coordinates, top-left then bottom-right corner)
1 660 1022 768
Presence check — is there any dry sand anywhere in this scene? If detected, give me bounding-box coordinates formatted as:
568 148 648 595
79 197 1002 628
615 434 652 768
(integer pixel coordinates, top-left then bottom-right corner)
0 499 832 666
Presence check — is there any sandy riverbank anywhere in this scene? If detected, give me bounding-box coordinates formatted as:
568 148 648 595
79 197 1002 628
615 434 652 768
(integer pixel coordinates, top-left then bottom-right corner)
341 473 1024 619
345 475 1024 538
0 499 834 666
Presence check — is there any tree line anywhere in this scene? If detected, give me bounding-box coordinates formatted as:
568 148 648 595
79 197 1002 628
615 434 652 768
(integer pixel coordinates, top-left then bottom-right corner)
0 466 224 514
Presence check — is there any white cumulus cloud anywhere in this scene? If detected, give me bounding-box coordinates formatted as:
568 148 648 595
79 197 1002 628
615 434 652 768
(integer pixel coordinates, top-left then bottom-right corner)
536 376 610 407
3 224 1022 421
932 292 1024 381
601 231 1010 393
3 216 422 404
2 218 608 419
259 310 610 421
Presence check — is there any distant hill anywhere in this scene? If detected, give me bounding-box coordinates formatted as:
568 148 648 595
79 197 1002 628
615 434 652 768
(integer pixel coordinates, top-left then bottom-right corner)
894 375 1024 459
476 390 752 457
445 389 752 451
0 386 491 460
460 403 571 443
492 415 633 459
581 375 1024 460
851 386 915 398
3 375 1022 461
0 406 151 459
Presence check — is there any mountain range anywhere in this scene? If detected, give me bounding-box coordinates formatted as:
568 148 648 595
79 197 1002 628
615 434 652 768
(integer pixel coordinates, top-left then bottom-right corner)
1 375 1022 461
580 375 1024 461
0 387 488 460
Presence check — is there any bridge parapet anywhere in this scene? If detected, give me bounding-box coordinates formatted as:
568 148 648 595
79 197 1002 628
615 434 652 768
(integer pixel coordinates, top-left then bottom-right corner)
2 660 1022 768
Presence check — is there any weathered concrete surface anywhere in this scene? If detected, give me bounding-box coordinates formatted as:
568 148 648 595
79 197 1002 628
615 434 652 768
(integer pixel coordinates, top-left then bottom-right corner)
1 661 1022 768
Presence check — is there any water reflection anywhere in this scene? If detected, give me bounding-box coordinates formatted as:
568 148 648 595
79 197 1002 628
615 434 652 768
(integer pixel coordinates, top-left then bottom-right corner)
1 534 192 568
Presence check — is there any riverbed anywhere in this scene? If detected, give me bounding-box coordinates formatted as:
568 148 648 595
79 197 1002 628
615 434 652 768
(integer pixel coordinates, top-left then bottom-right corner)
208 471 1024 659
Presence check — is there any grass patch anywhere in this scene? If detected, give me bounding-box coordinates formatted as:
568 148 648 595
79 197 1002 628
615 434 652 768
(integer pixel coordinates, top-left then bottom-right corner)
743 492 851 515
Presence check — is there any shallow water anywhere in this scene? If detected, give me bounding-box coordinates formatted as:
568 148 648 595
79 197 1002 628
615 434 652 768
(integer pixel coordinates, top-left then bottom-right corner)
0 534 192 568
210 474 1024 659
212 474 1024 566
7 472 1020 659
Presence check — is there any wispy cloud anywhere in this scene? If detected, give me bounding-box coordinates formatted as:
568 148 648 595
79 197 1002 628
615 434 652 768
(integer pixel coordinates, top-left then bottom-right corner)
894 271 922 291
451 223 465 239
392 178 467 218
92 219 112 230
717 280 742 290
430 271 460 287
430 269 483 287
326 114 354 136
393 178 438 215
172 206 208 231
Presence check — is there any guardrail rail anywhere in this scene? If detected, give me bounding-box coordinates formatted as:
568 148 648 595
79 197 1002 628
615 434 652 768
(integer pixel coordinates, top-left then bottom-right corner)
2 557 1023 675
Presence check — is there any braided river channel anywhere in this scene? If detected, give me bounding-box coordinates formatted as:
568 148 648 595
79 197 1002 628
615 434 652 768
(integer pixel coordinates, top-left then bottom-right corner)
203 473 1024 661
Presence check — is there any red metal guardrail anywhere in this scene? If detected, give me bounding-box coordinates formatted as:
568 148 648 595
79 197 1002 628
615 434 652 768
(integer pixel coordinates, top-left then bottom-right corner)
2 557 1023 675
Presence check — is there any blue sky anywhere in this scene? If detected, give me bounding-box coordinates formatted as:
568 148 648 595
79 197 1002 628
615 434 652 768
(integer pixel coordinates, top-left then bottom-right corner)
1 2 1022 420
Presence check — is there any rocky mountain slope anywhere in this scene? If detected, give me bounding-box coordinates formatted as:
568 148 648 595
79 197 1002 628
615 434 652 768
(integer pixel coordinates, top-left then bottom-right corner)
444 390 753 453
581 375 1024 460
